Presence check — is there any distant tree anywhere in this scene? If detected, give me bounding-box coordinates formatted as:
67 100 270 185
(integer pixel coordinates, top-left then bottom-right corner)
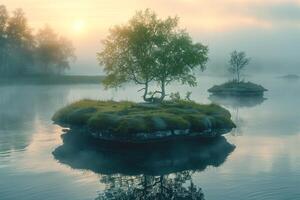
0 5 8 75
228 50 250 83
6 8 34 75
0 5 8 35
35 25 75 74
0 5 75 77
98 9 208 102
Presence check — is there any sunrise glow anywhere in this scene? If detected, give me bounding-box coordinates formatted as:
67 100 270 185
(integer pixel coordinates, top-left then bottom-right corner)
72 19 86 34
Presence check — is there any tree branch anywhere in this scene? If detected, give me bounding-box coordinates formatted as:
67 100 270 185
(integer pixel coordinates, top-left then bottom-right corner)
137 87 146 92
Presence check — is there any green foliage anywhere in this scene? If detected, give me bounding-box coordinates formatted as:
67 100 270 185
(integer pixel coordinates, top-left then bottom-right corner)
53 100 235 136
98 9 160 89
0 4 75 76
185 91 192 101
169 91 193 101
169 92 181 101
97 9 208 102
88 113 120 130
153 31 208 90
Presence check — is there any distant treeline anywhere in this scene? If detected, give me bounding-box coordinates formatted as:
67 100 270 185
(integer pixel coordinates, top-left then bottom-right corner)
0 75 104 85
0 5 75 77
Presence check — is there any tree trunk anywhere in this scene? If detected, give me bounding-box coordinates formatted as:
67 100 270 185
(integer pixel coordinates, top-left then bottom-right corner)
159 80 166 102
142 82 152 102
237 69 240 83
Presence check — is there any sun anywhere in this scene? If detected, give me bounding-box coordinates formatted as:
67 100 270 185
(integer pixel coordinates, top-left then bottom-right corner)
72 19 86 33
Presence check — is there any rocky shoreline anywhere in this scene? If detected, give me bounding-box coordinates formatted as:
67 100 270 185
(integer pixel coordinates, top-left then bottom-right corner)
81 127 233 143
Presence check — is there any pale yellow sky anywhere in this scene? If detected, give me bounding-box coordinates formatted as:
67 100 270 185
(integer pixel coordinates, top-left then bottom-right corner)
4 0 299 37
2 0 300 74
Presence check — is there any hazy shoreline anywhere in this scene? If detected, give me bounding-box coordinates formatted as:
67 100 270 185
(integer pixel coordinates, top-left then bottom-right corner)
0 75 105 85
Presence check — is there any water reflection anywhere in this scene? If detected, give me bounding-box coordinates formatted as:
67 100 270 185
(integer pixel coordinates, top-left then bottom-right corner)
53 130 235 199
97 172 205 200
0 77 299 200
0 85 69 156
209 95 266 135
208 94 266 109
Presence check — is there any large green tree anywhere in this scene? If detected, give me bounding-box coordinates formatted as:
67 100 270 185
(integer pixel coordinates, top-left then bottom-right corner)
98 9 208 102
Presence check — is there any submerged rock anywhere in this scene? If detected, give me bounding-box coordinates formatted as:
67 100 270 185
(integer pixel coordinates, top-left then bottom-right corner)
208 81 267 96
52 100 236 143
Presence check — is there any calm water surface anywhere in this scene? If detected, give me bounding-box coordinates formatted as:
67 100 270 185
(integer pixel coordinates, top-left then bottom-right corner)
0 75 299 200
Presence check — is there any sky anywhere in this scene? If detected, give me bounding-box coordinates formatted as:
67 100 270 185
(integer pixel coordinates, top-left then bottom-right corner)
2 0 300 75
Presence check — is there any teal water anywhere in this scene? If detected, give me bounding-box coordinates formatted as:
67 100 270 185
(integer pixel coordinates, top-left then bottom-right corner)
0 75 299 200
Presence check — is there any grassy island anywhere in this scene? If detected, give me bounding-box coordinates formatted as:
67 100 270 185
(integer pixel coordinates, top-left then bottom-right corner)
208 81 267 96
52 10 237 143
52 100 236 142
208 50 267 96
280 74 300 80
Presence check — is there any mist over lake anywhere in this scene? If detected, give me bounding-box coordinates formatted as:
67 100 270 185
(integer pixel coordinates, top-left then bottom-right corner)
0 75 299 200
1 1 300 199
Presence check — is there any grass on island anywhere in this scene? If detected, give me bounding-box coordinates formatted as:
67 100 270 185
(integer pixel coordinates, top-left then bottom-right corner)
208 81 267 95
52 99 236 136
280 74 300 79
0 75 104 85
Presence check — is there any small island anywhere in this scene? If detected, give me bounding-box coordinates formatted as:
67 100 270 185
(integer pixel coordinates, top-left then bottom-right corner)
208 51 267 96
53 10 236 143
208 81 267 96
280 74 300 80
53 100 235 142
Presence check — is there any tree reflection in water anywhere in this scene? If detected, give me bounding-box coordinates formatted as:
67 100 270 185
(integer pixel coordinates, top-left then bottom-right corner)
98 172 204 200
53 130 235 200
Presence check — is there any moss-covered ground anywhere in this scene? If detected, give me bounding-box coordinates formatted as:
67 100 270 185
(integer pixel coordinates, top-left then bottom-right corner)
52 99 235 137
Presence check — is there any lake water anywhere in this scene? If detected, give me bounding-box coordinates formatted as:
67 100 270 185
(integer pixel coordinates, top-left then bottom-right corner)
0 75 299 200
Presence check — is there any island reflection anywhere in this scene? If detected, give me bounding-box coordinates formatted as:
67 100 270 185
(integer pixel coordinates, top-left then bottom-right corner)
53 130 235 199
208 94 266 109
209 94 266 136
